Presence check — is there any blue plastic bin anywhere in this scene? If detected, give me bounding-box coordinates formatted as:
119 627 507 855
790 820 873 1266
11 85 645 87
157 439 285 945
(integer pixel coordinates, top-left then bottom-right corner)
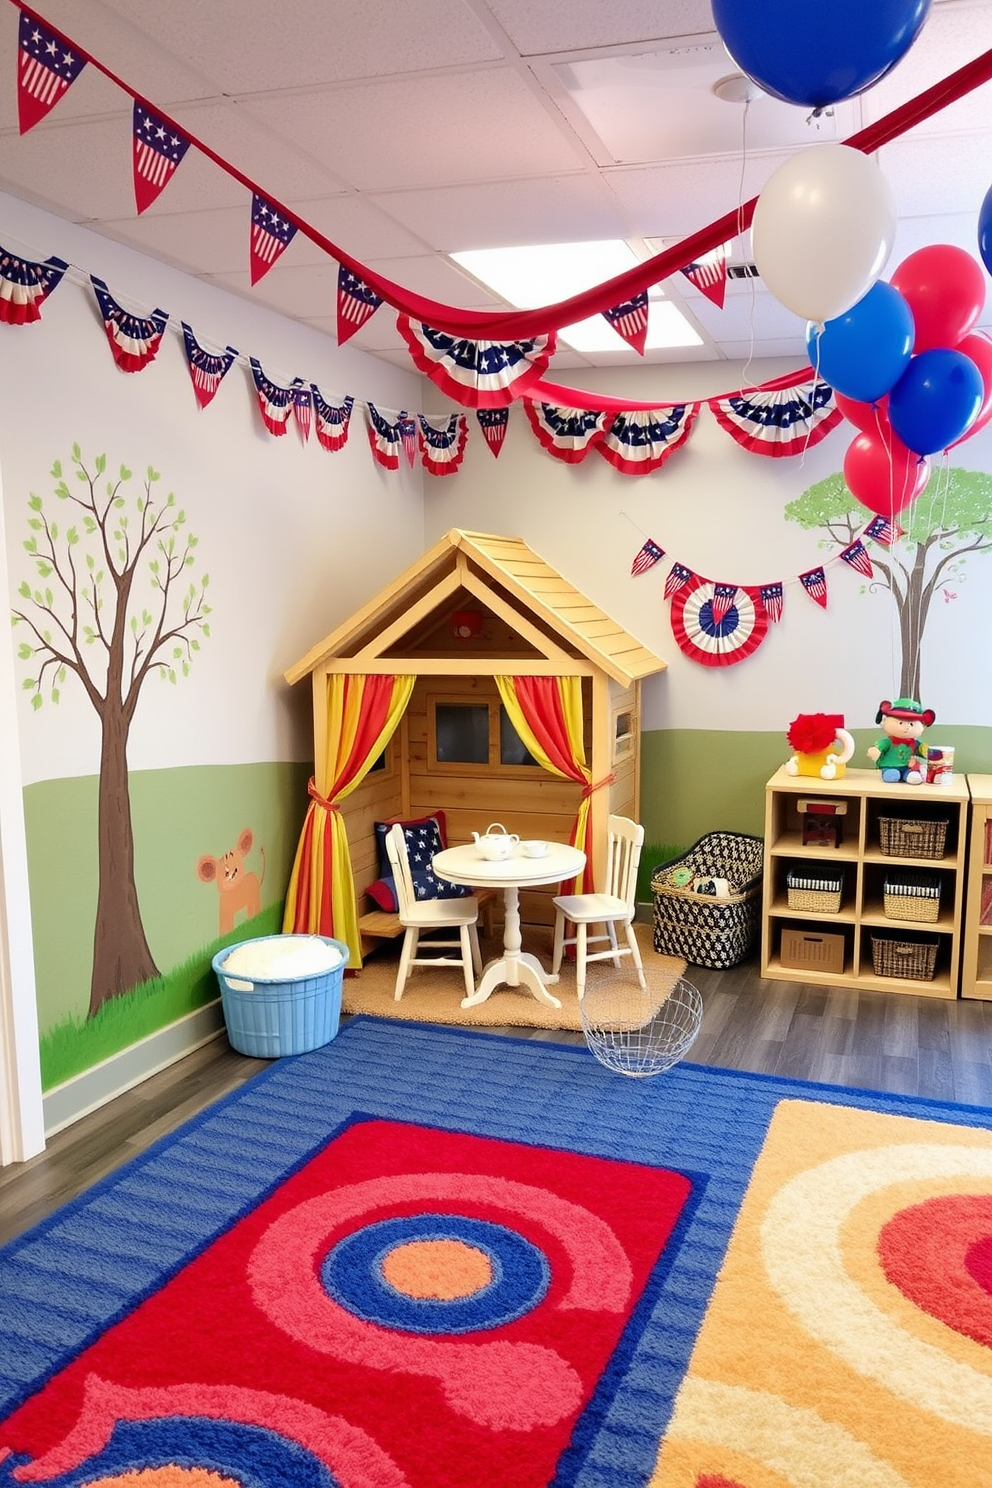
211 935 347 1057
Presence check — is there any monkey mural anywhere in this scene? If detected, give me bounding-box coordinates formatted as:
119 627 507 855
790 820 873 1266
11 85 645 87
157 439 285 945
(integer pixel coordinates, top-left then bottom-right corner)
197 828 266 935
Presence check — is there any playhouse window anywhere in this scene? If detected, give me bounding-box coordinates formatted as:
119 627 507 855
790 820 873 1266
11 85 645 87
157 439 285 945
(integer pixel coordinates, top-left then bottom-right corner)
430 698 538 772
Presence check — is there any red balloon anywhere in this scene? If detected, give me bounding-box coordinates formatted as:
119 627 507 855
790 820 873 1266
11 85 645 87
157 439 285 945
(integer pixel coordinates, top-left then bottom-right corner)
835 389 890 434
843 428 930 516
890 245 987 353
949 330 992 447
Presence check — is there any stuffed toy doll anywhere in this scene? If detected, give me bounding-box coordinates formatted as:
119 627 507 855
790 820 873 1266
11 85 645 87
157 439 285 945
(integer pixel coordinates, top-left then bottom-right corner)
867 698 936 783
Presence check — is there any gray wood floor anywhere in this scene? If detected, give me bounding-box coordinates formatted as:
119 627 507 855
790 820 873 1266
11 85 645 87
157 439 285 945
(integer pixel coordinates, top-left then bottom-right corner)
3 954 992 1249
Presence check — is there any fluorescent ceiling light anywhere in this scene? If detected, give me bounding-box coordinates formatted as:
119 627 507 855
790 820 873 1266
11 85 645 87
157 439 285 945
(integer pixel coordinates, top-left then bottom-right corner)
450 240 702 352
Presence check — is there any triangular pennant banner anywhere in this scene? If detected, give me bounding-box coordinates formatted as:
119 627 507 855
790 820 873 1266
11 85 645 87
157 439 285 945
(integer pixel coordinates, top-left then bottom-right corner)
0 245 67 325
399 413 418 468
181 323 237 409
664 562 695 600
292 380 312 442
249 193 297 285
863 514 899 546
418 413 468 477
366 403 403 470
800 566 829 608
710 582 739 626
337 266 383 346
760 582 784 623
680 246 728 310
17 10 87 133
602 290 649 355
249 358 295 435
312 388 354 452
839 538 874 578
709 376 841 456
476 406 508 459
132 101 191 214
397 317 554 408
523 401 608 465
631 539 665 577
598 404 700 476
91 278 168 372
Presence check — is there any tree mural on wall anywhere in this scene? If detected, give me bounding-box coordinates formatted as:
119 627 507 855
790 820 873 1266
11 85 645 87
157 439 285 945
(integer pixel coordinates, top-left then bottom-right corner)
11 447 211 1018
785 467 992 698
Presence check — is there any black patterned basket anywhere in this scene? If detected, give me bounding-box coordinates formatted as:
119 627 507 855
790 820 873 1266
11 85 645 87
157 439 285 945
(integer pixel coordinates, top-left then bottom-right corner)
651 831 764 969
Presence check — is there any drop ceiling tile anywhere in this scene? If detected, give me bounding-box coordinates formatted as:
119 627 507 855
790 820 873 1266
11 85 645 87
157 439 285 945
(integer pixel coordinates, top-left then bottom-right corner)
0 116 137 220
603 153 794 240
361 254 503 306
367 176 628 252
486 0 716 56
289 196 432 259
718 337 806 361
863 4 992 134
171 100 348 197
93 205 257 274
242 70 585 192
880 133 992 217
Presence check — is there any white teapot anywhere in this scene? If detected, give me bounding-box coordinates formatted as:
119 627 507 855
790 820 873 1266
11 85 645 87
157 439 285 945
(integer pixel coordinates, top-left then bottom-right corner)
472 822 520 860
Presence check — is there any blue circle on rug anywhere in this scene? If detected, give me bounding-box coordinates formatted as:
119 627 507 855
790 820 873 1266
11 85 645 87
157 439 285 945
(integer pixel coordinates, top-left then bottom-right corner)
320 1213 550 1334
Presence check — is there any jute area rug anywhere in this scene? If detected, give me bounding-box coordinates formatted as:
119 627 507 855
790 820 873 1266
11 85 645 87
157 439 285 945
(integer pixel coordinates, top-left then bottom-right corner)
3 1024 992 1487
344 918 685 1030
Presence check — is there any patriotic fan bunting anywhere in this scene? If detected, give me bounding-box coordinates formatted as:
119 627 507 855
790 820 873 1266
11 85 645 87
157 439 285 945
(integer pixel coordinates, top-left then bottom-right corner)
664 562 695 600
337 266 383 346
680 246 728 310
312 389 354 452
709 376 841 457
249 194 297 285
418 413 468 476
800 566 829 608
180 323 237 409
523 401 608 464
366 403 403 470
864 513 900 546
840 538 873 578
132 102 191 214
249 359 295 435
17 10 86 134
599 404 700 476
292 381 312 442
631 538 665 576
0 245 67 324
602 290 649 355
669 576 770 668
760 582 784 623
397 317 554 408
91 278 168 372
476 406 508 458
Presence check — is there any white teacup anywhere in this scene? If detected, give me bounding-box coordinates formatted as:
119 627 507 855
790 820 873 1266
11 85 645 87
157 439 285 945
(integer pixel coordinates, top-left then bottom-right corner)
522 839 549 858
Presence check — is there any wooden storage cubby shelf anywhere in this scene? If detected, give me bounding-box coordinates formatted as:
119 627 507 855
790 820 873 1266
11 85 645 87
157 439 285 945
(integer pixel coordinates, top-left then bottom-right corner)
762 766 968 999
962 775 992 1001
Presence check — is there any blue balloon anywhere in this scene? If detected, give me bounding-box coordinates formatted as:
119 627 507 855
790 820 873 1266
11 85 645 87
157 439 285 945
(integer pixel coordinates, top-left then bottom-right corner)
979 182 992 278
888 348 984 455
712 0 931 108
807 282 914 403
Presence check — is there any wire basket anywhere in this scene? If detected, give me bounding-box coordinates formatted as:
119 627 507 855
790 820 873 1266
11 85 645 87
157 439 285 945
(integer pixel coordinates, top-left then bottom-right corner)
579 970 703 1078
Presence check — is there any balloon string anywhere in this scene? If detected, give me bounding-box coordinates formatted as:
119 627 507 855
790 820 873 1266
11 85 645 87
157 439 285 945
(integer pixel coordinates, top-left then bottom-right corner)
738 96 759 395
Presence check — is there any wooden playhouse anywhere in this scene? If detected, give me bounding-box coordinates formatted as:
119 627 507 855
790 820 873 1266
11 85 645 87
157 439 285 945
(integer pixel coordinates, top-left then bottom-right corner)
284 529 667 963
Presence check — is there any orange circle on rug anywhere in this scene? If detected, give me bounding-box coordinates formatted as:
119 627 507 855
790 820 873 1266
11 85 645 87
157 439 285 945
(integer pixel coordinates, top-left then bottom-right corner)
381 1238 493 1300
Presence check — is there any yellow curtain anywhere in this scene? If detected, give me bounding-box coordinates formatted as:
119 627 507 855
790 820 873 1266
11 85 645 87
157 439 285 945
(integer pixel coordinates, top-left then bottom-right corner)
283 673 415 966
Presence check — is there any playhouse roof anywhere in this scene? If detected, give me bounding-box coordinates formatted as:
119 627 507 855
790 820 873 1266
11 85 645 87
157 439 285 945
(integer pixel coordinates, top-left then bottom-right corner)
286 529 666 688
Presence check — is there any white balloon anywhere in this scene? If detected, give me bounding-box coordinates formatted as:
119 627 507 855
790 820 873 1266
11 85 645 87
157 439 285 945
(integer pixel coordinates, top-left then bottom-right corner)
751 144 897 324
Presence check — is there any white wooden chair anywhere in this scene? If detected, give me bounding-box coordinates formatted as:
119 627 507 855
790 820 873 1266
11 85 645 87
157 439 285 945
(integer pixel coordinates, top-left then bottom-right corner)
384 823 483 1002
551 815 646 1000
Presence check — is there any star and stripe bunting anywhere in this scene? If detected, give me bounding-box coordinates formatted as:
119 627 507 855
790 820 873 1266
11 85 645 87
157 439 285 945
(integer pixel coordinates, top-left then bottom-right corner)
709 375 841 457
399 413 418 467
312 389 354 451
397 318 555 408
800 566 829 607
180 323 238 409
249 359 295 435
602 290 649 355
839 538 874 578
680 246 728 310
91 278 168 372
16 10 86 133
710 582 740 626
631 538 665 577
132 102 191 214
476 406 509 458
864 513 900 546
599 404 699 476
760 583 784 623
366 403 404 470
0 244 67 324
336 267 383 345
292 381 312 442
249 194 297 285
418 413 468 476
664 562 695 600
523 401 608 464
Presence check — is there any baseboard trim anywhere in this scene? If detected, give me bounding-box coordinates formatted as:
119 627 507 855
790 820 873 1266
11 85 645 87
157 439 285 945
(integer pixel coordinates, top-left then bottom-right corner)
42 1001 227 1137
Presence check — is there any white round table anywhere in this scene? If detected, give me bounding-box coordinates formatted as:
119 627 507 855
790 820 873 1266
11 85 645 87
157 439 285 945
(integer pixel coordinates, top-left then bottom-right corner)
432 841 586 1010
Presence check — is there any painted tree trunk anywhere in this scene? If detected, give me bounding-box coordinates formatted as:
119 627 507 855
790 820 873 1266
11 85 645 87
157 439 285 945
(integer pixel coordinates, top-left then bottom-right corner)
88 705 159 1017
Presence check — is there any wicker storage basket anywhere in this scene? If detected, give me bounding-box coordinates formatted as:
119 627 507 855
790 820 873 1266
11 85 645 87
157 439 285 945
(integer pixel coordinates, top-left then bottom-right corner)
786 867 844 914
871 933 938 981
878 816 948 859
651 831 764 969
883 876 941 923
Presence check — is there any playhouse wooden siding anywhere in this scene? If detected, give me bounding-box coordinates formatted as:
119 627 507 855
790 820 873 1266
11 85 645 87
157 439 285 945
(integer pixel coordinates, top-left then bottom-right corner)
286 530 665 928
